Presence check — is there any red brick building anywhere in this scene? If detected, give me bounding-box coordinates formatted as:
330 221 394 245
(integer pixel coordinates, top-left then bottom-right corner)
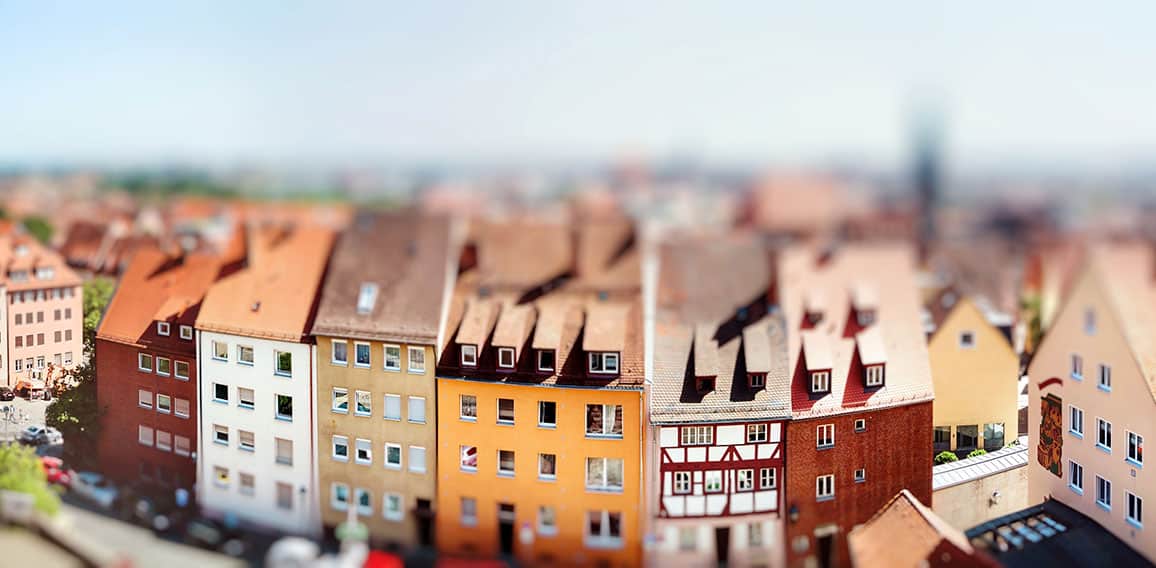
95 246 223 493
777 244 935 568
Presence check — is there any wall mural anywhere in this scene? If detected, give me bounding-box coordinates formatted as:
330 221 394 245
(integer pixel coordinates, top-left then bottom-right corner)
1037 393 1063 477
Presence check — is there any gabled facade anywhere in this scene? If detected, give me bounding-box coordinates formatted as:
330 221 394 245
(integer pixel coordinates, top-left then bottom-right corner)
648 235 790 568
310 211 454 549
435 217 645 567
1028 243 1153 562
195 223 335 536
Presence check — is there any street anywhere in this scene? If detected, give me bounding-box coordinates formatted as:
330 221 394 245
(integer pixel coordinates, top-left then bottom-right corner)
0 396 50 442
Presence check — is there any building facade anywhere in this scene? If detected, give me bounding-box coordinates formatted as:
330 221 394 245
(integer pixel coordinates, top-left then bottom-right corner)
311 212 453 548
1028 243 1152 562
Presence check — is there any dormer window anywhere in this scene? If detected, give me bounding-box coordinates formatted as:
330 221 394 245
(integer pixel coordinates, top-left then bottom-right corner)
497 348 515 369
460 344 478 367
8 270 28 282
959 331 976 349
14 244 28 256
357 283 379 315
864 364 885 387
811 371 831 393
748 373 766 389
1084 308 1096 335
537 349 555 372
156 322 171 336
856 309 876 327
35 267 54 280
806 311 823 326
696 377 715 393
588 352 619 374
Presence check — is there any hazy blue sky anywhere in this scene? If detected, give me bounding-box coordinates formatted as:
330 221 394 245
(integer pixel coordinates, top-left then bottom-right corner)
3 1 1156 170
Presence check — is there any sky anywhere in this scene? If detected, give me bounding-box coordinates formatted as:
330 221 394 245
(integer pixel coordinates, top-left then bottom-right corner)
3 1 1156 172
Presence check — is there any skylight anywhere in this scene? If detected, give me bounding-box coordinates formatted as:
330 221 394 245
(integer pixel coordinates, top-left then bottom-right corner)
357 282 378 315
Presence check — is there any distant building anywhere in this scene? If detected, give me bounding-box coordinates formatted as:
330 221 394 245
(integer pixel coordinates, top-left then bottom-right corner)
932 438 1029 530
848 489 998 568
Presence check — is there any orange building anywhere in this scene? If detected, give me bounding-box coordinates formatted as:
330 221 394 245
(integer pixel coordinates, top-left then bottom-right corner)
435 216 645 567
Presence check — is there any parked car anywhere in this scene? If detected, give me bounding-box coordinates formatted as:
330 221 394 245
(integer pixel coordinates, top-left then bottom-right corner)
40 456 76 487
19 425 62 446
0 386 13 401
184 516 246 557
72 472 119 509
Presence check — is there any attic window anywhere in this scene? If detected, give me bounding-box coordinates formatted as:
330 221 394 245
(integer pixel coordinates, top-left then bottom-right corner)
157 322 171 336
1084 308 1096 335
696 377 715 393
588 352 619 374
864 364 885 387
357 283 378 315
497 348 515 369
537 350 555 372
14 244 28 256
748 373 766 389
959 331 976 349
8 270 28 282
856 308 876 327
35 267 54 280
811 371 831 394
250 301 261 312
460 345 478 367
806 310 823 326
941 292 957 309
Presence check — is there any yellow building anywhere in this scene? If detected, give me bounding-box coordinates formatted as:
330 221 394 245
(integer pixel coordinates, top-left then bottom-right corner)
310 212 452 548
927 294 1020 454
435 217 645 567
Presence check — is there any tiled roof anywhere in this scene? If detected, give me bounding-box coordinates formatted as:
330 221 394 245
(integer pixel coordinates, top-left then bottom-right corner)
310 211 452 344
780 243 934 419
0 235 83 291
932 437 1028 491
1082 242 1156 403
849 489 997 568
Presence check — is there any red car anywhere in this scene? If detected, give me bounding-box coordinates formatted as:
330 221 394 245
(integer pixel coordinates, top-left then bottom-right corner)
41 456 76 488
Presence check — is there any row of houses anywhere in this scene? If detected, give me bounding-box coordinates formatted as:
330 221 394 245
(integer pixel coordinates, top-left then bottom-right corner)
94 209 948 568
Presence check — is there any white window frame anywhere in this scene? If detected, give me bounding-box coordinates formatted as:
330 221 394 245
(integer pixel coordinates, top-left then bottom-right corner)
811 371 830 392
174 435 191 456
1099 364 1112 391
673 471 691 494
238 387 255 410
680 425 713 446
1097 418 1112 452
355 438 372 465
459 344 477 367
816 474 835 501
537 349 556 372
138 389 152 409
1070 405 1084 437
497 347 515 369
497 450 516 477
854 468 867 482
156 357 171 377
383 493 403 521
356 488 373 516
538 401 557 428
276 438 293 465
408 396 426 424
156 321 170 336
737 469 755 491
1069 460 1084 494
865 365 884 387
384 443 402 469
817 424 835 449
213 424 229 446
332 435 349 462
174 360 190 380
588 352 620 374
497 398 515 424
357 282 379 315
1126 492 1143 528
1096 475 1112 510
585 457 625 492
179 325 193 340
538 452 556 480
331 340 348 365
587 404 624 438
959 330 976 349
174 398 190 419
212 383 228 404
460 394 477 421
138 425 154 446
1071 353 1083 379
384 393 402 421
704 470 722 493
331 483 350 511
384 344 402 371
239 430 255 452
408 346 426 373
156 394 171 414
155 430 172 451
1128 431 1144 466
211 341 228 361
272 349 290 375
760 467 777 489
354 342 372 368
332 387 349 414
585 510 623 548
460 445 477 471
354 390 372 417
460 497 478 527
138 353 153 372
409 445 427 473
538 505 558 536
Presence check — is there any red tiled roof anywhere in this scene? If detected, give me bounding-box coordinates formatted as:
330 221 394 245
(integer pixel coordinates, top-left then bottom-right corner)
848 489 997 568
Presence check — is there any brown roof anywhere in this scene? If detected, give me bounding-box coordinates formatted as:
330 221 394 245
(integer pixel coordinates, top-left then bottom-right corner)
692 324 720 377
848 490 997 568
196 223 335 342
97 246 222 347
310 211 451 344
780 243 934 419
0 235 82 291
583 303 628 352
856 326 887 366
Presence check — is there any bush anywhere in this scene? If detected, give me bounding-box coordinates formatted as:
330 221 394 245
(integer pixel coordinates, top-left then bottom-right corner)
935 451 958 465
0 444 60 515
967 449 988 459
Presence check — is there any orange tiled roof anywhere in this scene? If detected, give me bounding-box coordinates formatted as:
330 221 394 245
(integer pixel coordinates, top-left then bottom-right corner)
0 236 82 292
848 489 997 568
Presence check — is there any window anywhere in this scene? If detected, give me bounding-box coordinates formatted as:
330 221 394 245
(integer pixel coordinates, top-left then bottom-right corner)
54 331 61 343
275 482 292 509
587 404 624 437
214 467 229 488
36 356 43 368
1098 364 1111 391
749 373 766 388
14 314 20 325
355 390 372 416
331 483 350 511
865 365 884 387
1085 307 1096 335
354 342 371 367
539 453 557 480
674 471 691 494
984 423 1006 451
539 401 557 427
1070 405 1084 437
64 352 73 365
588 352 620 374
959 331 975 348
276 438 293 465
461 497 478 526
276 394 293 421
497 450 516 476
816 424 835 448
239 430 255 452
212 383 228 403
957 425 979 451
174 360 189 380
854 468 866 482
175 435 190 456
174 398 190 418
53 309 60 321
332 340 348 365
408 346 426 373
811 371 830 393
747 424 768 443
213 424 229 446
761 467 777 489
749 522 764 547
1096 476 1112 510
737 469 755 491
355 439 372 465
1097 418 1112 451
816 474 835 501
383 493 403 521
138 389 153 409
212 341 228 361
680 425 713 445
333 436 349 461
460 445 478 471
497 347 515 369
409 446 427 473
855 418 867 432
138 353 153 372
1127 492 1144 528
237 387 254 409
179 325 193 340
379 393 400 420
586 457 624 491
241 474 256 497
14 337 21 349
157 322 170 336
156 394 171 414
583 510 623 550
274 350 291 375
538 349 555 371
64 330 72 342
357 282 378 314
138 425 153 446
385 443 402 469
460 395 477 420
497 398 515 424
679 527 697 552
1128 431 1144 465
13 359 20 372
156 357 171 376
1071 354 1083 378
459 344 477 367
408 397 426 423
538 506 558 535
332 388 349 413
1069 460 1084 494
155 430 173 451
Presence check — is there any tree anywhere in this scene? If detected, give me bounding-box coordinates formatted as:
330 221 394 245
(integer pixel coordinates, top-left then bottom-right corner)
0 444 60 515
82 277 115 352
934 451 959 465
21 216 53 245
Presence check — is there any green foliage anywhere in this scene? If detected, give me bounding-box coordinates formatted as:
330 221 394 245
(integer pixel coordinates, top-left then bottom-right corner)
967 449 988 459
0 444 60 516
934 451 959 465
82 277 115 352
1022 293 1043 353
21 216 53 244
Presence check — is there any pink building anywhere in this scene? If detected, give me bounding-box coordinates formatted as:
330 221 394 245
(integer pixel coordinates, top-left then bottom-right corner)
0 236 83 389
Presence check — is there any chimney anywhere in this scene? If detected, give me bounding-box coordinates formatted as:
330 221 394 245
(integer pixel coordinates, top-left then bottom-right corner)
569 222 582 278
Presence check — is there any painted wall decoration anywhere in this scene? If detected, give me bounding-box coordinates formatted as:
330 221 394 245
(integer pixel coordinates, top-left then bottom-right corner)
1037 393 1063 477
